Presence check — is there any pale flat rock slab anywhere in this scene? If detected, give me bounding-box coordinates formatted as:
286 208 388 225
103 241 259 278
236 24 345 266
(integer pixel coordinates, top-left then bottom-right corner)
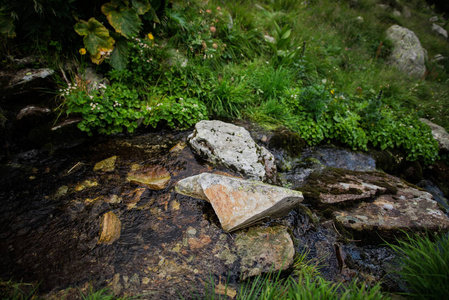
334 187 449 233
236 226 295 280
188 120 277 182
420 118 449 151
386 25 426 78
176 173 303 232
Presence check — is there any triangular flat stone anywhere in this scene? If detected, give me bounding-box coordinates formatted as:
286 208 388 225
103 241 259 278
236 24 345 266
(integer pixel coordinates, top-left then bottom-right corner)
176 173 303 232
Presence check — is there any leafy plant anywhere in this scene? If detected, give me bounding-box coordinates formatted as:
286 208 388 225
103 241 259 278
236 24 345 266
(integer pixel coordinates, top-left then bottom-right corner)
74 0 163 69
267 22 303 67
388 232 449 299
297 84 331 121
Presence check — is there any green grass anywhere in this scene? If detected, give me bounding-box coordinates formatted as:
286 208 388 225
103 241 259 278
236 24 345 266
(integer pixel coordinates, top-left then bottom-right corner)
7 0 445 163
388 232 449 299
198 251 389 300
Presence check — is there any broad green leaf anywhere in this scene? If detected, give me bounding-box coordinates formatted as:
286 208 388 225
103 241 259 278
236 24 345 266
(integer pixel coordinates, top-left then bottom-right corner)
109 37 130 70
102 2 141 38
281 28 291 40
132 0 151 15
74 18 115 55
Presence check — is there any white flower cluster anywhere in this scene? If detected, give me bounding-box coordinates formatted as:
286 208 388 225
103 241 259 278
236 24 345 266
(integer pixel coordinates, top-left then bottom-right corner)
90 102 100 111
59 83 78 96
113 100 121 108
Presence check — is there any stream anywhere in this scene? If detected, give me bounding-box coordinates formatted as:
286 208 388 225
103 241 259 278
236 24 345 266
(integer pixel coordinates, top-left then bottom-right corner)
0 124 442 298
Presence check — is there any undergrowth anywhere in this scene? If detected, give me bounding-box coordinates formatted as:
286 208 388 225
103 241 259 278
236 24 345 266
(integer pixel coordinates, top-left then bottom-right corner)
3 0 449 165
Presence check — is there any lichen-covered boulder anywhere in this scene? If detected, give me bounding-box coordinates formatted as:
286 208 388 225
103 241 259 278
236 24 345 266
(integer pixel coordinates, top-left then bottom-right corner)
188 120 277 183
386 25 426 78
176 173 303 232
235 226 295 279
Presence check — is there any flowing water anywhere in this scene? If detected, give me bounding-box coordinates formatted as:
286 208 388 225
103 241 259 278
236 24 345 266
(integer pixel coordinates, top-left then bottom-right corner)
0 127 425 298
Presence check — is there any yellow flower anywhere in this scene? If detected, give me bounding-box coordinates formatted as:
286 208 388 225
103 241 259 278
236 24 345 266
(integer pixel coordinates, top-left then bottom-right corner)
330 89 334 95
79 48 87 55
147 33 154 40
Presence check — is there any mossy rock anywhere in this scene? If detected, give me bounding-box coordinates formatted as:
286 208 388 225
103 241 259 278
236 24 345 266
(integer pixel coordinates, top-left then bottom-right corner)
268 128 305 157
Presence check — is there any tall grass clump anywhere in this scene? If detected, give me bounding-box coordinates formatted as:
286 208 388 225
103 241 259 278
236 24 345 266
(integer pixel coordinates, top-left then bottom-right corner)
388 232 449 299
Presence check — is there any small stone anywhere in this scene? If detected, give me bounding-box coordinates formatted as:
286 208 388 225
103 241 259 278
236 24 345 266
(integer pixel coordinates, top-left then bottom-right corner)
53 185 68 198
169 141 187 153
93 156 117 172
98 211 121 245
75 179 98 191
431 23 448 40
16 105 51 120
188 234 212 250
127 165 171 190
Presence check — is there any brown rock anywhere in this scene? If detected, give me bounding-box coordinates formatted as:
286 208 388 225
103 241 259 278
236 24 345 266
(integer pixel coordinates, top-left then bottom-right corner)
127 165 170 190
236 226 295 280
302 168 397 205
98 211 121 244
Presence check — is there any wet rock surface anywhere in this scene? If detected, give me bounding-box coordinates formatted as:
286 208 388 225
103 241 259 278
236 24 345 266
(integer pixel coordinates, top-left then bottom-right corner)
176 173 303 232
299 167 449 240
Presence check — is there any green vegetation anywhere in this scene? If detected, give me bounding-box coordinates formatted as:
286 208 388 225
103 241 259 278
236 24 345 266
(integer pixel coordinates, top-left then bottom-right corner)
1 0 449 164
388 232 449 299
199 251 389 300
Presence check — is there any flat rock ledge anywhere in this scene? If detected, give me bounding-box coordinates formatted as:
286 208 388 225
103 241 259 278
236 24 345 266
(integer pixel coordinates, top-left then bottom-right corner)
301 167 449 238
334 187 449 233
188 120 277 183
176 173 303 232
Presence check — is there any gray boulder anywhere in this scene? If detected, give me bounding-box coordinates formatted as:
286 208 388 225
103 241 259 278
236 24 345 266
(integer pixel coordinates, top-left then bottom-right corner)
420 118 449 151
188 120 277 182
386 25 426 78
176 173 303 232
431 23 448 40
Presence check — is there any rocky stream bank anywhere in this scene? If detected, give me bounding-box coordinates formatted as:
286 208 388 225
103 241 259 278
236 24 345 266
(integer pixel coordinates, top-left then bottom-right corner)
1 67 449 299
